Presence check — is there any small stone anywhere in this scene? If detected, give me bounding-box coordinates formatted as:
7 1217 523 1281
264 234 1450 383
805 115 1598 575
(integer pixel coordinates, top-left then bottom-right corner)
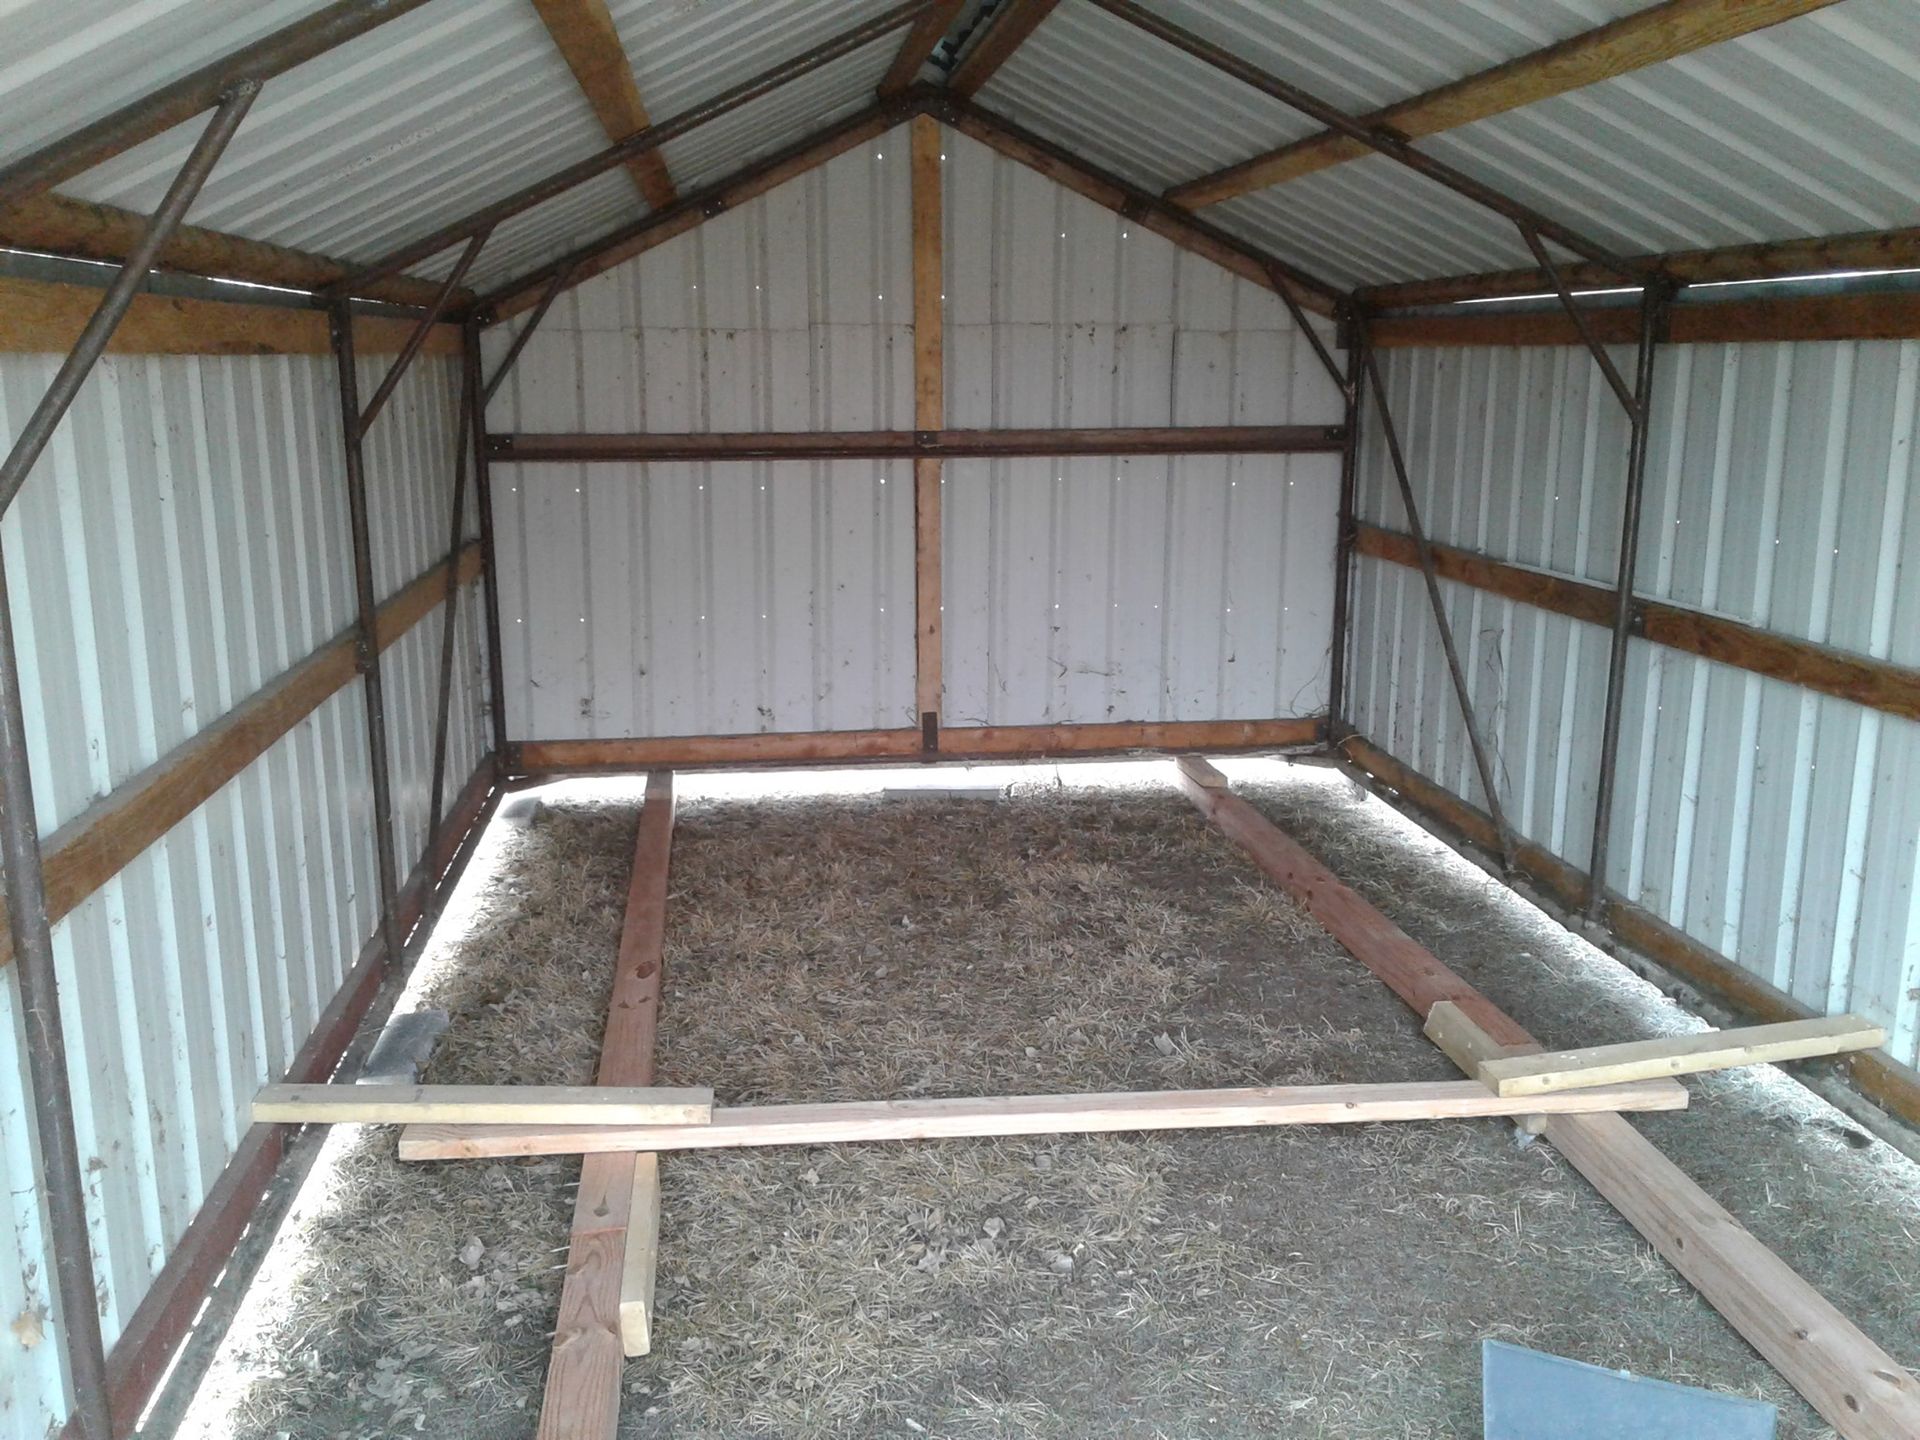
1024 1046 1039 1059
982 1217 1004 1239
1048 1252 1074 1274
458 1237 485 1269
1152 1033 1177 1056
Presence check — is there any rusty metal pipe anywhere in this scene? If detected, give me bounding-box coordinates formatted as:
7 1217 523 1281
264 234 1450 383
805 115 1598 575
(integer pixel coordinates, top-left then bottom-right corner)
356 227 489 437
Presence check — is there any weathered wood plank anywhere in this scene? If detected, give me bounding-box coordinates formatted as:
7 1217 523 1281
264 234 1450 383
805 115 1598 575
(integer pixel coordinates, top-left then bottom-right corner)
530 0 678 209
1478 1016 1886 1097
252 1084 713 1126
949 0 1062 96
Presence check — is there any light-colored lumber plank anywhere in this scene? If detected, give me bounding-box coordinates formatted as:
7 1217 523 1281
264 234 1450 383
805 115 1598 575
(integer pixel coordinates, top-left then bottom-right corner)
252 1083 712 1126
397 1079 1686 1159
911 112 944 734
618 1153 661 1356
529 0 677 210
536 772 676 1440
1180 756 1920 1440
1168 0 1842 207
1478 1015 1886 1097
0 543 481 969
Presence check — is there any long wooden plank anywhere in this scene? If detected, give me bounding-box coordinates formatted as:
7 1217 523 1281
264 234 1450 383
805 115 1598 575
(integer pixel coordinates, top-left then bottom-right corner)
1168 0 1840 208
1179 756 1920 1440
252 1083 713 1126
1478 1016 1887 1097
491 425 1346 461
1423 1000 1541 1075
398 1079 1685 1159
531 0 677 210
0 542 481 969
512 718 1323 774
617 1154 662 1355
949 0 1062 97
1370 290 1920 348
881 0 967 96
0 276 463 357
1356 523 1920 723
911 113 945 740
537 773 676 1436
0 191 462 312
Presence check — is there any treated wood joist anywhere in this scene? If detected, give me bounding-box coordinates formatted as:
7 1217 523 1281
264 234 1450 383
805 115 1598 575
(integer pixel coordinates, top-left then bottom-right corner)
1362 226 1920 310
1334 733 1920 1136
510 719 1324 774
1179 757 1920 1440
489 425 1346 462
538 772 676 1432
530 0 678 211
0 276 462 357
1168 0 1842 209
911 113 945 745
948 0 1062 97
0 543 483 970
1370 289 1920 347
1355 524 1920 723
0 191 467 311
881 0 969 96
932 94 1343 317
481 98 915 319
252 1084 714 1125
399 1079 1686 1159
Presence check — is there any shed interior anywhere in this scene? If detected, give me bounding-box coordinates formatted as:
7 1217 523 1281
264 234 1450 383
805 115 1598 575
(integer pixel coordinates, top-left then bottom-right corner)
1 2 1919 1438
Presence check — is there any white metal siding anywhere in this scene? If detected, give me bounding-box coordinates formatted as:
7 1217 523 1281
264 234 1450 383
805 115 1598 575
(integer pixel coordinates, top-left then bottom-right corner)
0 347 482 1440
482 121 1342 740
1347 337 1920 1067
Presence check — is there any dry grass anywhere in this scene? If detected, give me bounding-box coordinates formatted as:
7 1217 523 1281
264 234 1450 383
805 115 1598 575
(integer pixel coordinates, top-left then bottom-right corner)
201 772 1920 1440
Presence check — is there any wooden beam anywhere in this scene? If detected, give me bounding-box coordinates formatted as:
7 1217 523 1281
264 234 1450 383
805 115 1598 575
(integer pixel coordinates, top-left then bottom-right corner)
1361 227 1920 310
617 1153 662 1355
482 98 914 319
251 1083 713 1125
0 276 462 357
0 190 468 311
1168 0 1842 208
881 0 967 96
949 0 1062 97
399 1078 1686 1159
537 772 676 1433
511 718 1323 774
934 95 1343 317
1185 755 1920 1439
1370 290 1920 348
489 425 1346 462
1423 1000 1541 1075
530 0 677 211
912 113 945 745
0 543 482 968
1477 1016 1886 1097
1355 523 1920 723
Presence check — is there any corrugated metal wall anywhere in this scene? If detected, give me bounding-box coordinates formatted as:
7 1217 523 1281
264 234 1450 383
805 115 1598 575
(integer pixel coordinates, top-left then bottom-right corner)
481 122 1343 739
1346 336 1920 1066
0 344 484 1440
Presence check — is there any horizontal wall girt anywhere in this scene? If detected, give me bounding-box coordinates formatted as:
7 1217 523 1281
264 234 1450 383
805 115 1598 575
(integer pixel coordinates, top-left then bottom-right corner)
1370 291 1920 348
489 427 1346 463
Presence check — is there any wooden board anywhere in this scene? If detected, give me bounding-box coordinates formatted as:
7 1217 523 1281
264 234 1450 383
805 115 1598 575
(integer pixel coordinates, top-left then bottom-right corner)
252 1083 713 1126
530 0 677 209
1478 1016 1886 1097
618 1153 661 1356
397 1079 1686 1159
911 113 945 738
1180 756 1920 1440
536 772 677 1440
1369 290 1920 349
949 0 1062 96
1422 1000 1542 1075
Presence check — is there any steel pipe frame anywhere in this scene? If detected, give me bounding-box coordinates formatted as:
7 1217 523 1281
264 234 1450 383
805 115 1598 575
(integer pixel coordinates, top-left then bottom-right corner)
481 266 574 406
355 227 490 438
1325 328 1367 735
0 84 263 1440
464 321 512 761
327 303 404 971
425 347 477 845
1090 0 1644 284
0 86 260 521
1518 225 1637 415
329 0 943 296
1584 281 1677 919
1361 343 1521 874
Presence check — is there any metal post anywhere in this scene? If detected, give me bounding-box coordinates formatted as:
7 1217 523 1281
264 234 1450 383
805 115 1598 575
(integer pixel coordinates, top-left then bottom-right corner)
425 356 475 845
1585 282 1675 919
1326 323 1366 735
355 227 490 438
464 321 511 762
328 303 403 965
1363 345 1520 873
0 560 111 1439
0 84 258 520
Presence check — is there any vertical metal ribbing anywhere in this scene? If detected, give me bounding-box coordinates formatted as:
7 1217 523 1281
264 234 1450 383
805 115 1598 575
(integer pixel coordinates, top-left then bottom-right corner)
1363 343 1520 873
464 320 511 765
328 303 403 965
0 83 258 519
1325 322 1366 737
425 352 475 846
0 559 111 1439
1585 282 1675 919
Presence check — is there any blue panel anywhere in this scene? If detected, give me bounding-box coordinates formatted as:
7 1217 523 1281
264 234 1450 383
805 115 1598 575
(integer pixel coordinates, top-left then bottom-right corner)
1482 1340 1777 1440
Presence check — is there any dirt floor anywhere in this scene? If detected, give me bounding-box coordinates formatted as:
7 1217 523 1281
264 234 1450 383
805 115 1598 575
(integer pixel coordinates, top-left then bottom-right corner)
179 760 1920 1439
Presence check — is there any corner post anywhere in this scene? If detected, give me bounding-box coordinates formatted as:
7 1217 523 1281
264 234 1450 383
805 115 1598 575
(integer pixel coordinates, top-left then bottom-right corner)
1326 315 1366 736
910 113 944 751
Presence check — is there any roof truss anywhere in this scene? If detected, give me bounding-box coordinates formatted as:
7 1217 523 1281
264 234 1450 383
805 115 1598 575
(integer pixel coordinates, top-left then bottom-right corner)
530 0 678 211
